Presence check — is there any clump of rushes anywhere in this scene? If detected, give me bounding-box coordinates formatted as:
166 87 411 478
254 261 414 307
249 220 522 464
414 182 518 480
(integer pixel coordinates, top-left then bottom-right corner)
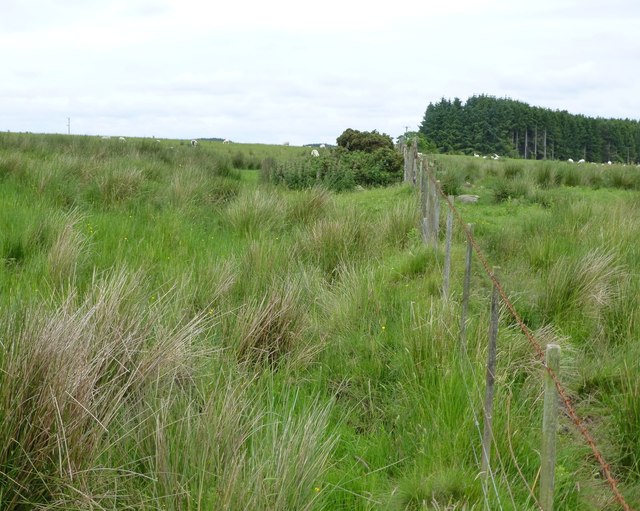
234 280 315 369
0 270 210 508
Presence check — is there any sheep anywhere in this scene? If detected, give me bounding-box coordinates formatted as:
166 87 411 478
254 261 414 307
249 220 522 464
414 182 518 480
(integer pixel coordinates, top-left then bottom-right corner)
223 139 231 144
283 141 290 146
101 136 111 140
191 139 198 147
578 158 585 164
320 144 326 149
473 153 480 158
567 158 574 163
492 154 500 160
607 161 612 165
310 149 319 157
119 136 126 142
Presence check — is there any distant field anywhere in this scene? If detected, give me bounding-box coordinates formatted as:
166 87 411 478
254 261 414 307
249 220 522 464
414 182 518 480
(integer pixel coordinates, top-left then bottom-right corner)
1 132 639 510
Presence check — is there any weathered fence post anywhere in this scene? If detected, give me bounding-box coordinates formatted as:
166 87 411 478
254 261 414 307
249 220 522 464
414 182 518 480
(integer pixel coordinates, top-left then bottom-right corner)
540 344 561 511
410 138 418 184
422 161 430 243
481 266 500 480
403 143 409 182
431 180 440 249
460 223 473 352
442 198 454 298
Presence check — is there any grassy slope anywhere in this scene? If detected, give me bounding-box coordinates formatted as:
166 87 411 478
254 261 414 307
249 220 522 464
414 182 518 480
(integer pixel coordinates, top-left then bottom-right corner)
0 133 639 510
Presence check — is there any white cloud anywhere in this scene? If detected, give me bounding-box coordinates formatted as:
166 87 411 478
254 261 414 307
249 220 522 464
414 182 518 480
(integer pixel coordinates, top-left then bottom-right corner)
1 0 639 144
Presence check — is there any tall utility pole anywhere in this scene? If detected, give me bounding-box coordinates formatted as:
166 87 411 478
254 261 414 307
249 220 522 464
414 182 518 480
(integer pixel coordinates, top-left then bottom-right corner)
524 129 528 159
534 126 538 160
543 129 547 160
67 117 71 135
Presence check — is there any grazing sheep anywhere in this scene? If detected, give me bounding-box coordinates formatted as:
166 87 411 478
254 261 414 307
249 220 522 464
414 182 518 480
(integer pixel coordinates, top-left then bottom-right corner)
567 158 574 163
492 154 500 160
119 136 126 142
310 149 319 157
223 139 231 144
101 136 111 140
607 161 612 165
283 141 290 146
474 153 480 158
320 144 326 148
578 158 585 163
191 139 198 147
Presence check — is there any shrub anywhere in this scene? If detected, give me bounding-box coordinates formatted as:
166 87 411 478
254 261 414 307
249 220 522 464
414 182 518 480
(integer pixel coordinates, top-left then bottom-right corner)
336 128 394 152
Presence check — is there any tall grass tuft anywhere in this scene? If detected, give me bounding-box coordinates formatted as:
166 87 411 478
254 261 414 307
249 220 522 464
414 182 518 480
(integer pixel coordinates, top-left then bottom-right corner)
224 189 288 236
534 162 554 189
296 208 373 277
286 187 333 226
0 270 209 508
234 280 315 369
47 209 87 284
541 249 625 332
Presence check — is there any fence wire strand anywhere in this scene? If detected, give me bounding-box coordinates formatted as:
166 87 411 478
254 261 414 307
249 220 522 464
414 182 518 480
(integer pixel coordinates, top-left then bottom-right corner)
416 158 634 511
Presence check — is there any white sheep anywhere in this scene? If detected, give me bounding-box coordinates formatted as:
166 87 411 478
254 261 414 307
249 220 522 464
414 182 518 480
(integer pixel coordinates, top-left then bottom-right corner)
320 144 326 149
473 153 479 158
567 158 574 163
283 141 290 146
101 136 111 140
310 149 319 157
119 136 126 142
492 154 500 160
578 158 585 164
607 161 612 165
191 139 198 147
223 139 231 144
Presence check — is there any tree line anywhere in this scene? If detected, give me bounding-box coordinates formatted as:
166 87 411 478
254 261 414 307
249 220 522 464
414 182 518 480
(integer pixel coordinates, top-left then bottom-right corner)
419 94 640 163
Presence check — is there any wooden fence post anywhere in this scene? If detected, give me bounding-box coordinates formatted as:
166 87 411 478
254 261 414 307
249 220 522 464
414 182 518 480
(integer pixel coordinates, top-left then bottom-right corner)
432 180 440 248
410 138 418 184
422 162 430 244
481 267 500 480
460 224 473 352
540 344 561 511
403 143 409 182
442 199 454 297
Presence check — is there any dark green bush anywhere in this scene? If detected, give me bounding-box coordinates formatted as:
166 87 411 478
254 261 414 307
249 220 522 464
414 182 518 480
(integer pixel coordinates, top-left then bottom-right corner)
336 128 394 152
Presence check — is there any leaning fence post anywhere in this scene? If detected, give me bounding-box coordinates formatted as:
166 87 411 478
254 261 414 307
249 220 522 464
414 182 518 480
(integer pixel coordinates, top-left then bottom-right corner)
442 198 454 298
481 266 500 481
540 344 561 511
460 223 473 352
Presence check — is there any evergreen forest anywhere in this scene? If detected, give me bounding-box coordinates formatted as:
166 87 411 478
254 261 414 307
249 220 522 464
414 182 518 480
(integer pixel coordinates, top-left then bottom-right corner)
419 94 640 163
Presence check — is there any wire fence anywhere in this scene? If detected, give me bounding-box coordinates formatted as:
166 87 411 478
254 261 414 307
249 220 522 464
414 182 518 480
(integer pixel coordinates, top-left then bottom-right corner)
401 143 634 511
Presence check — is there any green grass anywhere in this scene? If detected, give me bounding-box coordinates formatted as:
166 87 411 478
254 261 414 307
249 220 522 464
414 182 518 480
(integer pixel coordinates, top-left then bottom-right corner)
1 133 640 509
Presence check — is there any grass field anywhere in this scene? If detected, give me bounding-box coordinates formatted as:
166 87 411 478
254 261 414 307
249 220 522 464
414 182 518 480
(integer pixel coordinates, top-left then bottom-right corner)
1 132 639 510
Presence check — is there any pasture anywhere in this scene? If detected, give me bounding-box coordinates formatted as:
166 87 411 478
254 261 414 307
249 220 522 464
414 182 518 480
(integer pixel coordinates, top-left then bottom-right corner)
0 132 639 510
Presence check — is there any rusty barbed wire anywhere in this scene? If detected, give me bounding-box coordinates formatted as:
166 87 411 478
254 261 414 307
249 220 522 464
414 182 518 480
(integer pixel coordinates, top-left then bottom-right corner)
421 160 633 511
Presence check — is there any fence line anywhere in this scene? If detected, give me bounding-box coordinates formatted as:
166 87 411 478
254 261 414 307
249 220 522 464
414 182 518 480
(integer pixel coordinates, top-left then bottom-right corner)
408 151 633 511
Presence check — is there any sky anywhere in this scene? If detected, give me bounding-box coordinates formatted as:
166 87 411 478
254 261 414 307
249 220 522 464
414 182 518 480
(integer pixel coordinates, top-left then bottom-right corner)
1 0 639 146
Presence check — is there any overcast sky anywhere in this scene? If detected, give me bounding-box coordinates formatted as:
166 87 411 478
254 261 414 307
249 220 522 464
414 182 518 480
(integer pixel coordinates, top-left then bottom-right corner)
2 0 639 145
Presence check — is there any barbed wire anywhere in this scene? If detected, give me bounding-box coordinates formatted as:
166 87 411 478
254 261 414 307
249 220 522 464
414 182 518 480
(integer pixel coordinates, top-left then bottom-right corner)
418 160 633 511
